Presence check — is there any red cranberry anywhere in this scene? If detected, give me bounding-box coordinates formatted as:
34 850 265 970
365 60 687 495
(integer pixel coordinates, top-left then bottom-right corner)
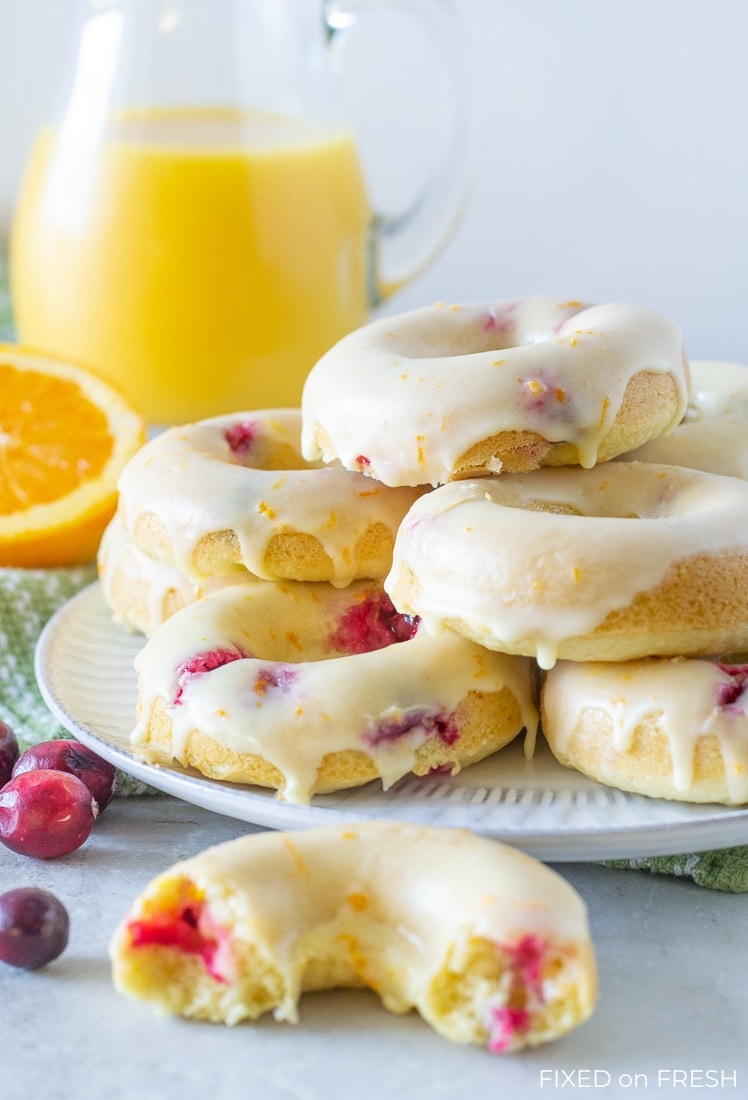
0 770 97 859
0 721 20 788
0 887 69 969
12 738 117 812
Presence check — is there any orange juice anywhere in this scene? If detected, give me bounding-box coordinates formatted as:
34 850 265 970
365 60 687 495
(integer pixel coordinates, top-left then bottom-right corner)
11 109 372 423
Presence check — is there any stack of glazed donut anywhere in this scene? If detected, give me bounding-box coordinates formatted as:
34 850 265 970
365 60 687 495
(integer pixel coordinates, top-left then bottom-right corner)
100 297 748 807
103 298 748 1052
100 407 540 802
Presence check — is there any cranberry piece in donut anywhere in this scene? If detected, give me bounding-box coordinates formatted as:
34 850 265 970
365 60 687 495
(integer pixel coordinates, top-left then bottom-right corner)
519 373 569 415
486 934 548 1053
252 666 297 696
366 708 458 748
174 647 249 704
329 590 418 654
126 894 232 985
714 663 748 712
224 419 257 459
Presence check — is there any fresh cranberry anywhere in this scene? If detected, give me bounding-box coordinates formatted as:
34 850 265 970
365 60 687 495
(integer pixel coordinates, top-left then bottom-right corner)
0 770 97 859
0 887 69 969
12 739 116 812
0 721 20 787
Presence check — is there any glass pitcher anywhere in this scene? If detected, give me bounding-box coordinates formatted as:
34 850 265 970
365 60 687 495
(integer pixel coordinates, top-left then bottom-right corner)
10 0 476 424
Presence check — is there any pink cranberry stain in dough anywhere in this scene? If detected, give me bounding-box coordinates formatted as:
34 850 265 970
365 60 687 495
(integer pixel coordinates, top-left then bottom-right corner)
328 590 419 655
127 900 231 984
224 419 257 460
487 934 547 1052
174 647 249 704
252 665 297 696
365 709 458 749
715 663 748 713
482 301 518 337
518 370 568 415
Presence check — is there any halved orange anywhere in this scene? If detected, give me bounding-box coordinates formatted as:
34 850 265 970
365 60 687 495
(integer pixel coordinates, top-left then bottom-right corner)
0 344 146 567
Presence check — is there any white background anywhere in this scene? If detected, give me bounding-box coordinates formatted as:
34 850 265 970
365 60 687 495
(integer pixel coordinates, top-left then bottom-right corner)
1 0 746 361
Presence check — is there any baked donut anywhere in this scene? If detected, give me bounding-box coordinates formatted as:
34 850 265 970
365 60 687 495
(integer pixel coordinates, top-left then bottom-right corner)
131 580 538 803
541 657 748 804
97 514 251 636
116 408 423 586
109 821 597 1051
301 298 689 487
624 359 748 478
385 462 748 669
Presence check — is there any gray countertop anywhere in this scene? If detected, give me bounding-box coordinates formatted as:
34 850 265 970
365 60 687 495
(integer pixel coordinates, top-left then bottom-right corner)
2 794 746 1100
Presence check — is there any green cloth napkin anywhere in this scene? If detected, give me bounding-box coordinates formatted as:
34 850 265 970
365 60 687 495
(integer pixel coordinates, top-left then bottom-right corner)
0 566 152 796
0 566 746 889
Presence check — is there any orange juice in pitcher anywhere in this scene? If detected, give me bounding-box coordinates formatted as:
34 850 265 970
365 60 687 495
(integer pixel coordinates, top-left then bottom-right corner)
10 0 476 424
12 109 371 423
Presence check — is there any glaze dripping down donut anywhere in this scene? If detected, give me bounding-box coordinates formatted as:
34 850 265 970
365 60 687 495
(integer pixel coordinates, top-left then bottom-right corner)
542 657 748 804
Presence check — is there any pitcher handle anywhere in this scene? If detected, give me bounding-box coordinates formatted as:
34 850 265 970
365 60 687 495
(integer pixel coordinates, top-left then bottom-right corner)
324 0 478 305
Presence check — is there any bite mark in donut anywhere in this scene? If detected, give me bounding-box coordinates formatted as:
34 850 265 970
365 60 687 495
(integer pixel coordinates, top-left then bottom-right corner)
110 823 597 1050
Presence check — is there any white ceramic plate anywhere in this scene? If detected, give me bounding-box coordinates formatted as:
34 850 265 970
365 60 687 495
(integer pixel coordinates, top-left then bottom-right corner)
35 583 748 862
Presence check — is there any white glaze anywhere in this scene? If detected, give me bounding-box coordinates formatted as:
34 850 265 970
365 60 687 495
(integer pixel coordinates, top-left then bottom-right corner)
385 462 748 669
301 298 689 487
132 581 538 803
625 360 748 478
542 658 748 803
116 408 422 585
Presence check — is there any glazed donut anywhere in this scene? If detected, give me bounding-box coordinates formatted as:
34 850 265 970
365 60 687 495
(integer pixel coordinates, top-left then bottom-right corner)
97 515 250 636
301 298 689 487
385 462 748 669
624 360 748 478
131 579 538 803
109 821 597 1051
541 657 748 805
116 408 423 586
